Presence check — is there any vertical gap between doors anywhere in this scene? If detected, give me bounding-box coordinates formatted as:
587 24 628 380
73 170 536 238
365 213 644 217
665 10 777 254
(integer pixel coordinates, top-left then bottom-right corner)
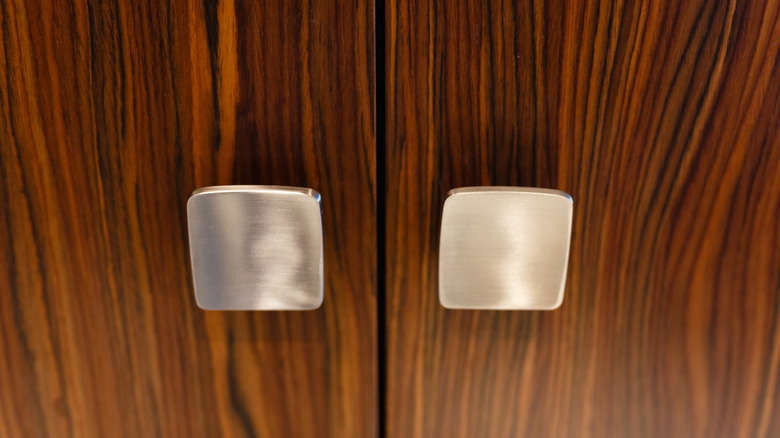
375 0 388 436
374 0 387 437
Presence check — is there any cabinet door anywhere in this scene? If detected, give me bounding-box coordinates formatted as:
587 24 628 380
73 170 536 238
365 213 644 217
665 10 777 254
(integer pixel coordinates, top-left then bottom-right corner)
384 0 780 436
0 0 376 436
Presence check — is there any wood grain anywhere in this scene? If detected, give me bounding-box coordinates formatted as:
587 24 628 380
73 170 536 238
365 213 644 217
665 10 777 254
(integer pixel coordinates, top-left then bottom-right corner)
0 0 376 436
384 0 780 436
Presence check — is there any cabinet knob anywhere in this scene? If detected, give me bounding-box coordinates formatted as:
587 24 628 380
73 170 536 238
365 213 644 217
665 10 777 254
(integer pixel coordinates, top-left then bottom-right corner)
438 187 573 310
187 186 324 310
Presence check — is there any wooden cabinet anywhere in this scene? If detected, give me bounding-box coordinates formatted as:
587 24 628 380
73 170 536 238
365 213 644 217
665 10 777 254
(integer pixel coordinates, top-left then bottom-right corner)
2 0 779 436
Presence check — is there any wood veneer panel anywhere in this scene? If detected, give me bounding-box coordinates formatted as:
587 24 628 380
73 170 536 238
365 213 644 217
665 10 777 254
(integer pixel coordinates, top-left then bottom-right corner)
0 0 376 436
384 0 780 436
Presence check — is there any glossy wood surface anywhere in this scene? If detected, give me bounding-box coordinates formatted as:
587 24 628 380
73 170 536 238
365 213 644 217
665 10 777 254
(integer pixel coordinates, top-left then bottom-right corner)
384 0 780 436
0 0 376 436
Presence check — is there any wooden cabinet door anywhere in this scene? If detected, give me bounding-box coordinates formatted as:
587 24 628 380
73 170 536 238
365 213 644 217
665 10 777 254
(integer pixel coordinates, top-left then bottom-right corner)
384 0 780 436
0 0 376 436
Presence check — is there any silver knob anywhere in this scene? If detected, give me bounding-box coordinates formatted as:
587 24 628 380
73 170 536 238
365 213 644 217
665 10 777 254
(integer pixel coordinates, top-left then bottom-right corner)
438 187 573 310
187 185 324 310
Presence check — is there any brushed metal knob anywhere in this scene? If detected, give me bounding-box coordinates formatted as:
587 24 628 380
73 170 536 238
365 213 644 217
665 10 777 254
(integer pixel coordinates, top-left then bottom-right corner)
187 185 324 310
438 187 573 310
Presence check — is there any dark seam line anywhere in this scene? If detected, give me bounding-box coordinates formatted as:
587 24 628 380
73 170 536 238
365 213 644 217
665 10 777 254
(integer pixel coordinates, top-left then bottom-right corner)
375 0 388 436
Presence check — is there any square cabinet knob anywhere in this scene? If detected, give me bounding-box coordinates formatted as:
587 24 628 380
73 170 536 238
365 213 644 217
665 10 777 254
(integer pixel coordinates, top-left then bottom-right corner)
438 187 573 310
187 186 323 310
